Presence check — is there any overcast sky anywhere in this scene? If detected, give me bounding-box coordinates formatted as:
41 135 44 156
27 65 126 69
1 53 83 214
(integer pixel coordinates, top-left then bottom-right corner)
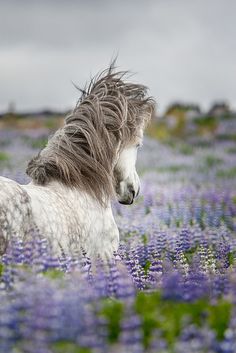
0 0 235 114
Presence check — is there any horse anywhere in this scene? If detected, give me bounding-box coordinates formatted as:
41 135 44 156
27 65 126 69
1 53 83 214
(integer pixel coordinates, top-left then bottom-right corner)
0 66 154 259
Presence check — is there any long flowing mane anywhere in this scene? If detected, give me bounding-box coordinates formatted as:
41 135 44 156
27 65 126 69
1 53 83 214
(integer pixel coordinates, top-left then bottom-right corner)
26 65 155 204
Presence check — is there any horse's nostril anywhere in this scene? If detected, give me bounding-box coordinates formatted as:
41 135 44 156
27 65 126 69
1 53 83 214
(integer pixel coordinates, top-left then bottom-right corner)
129 188 135 199
128 185 135 199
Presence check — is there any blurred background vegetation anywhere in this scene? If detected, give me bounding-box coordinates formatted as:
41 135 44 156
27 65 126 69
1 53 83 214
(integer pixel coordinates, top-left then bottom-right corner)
147 101 236 144
1 100 235 144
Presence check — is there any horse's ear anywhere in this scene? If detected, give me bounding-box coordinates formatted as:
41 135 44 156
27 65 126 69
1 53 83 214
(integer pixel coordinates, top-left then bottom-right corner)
26 155 50 185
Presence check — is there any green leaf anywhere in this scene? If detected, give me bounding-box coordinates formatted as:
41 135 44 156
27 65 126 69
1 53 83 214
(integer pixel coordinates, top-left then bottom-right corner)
42 269 64 279
0 151 9 163
52 341 91 353
0 263 4 276
208 300 232 340
100 299 124 343
135 291 232 349
143 260 151 276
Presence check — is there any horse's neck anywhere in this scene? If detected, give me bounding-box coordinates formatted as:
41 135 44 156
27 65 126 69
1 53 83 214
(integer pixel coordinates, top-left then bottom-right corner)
24 180 112 216
22 180 119 259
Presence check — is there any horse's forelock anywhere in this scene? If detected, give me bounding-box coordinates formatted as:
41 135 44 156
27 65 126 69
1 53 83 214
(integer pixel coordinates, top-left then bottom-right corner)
26 66 155 205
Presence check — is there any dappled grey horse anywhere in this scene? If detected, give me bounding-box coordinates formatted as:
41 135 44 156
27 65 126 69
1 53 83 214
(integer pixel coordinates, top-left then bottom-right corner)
0 66 154 259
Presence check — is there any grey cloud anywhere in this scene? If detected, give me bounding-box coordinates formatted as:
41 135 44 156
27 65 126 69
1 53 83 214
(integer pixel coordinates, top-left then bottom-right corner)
0 0 235 113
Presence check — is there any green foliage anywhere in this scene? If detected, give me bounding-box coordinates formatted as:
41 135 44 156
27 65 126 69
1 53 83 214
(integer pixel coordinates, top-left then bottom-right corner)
183 247 199 264
193 140 213 148
217 167 236 178
141 233 148 245
0 263 4 277
135 291 160 348
156 165 190 173
0 151 9 162
44 117 60 129
100 299 124 343
143 260 151 276
226 146 236 154
208 300 232 340
22 136 48 149
146 121 170 140
164 139 178 148
178 143 194 155
218 134 236 142
42 269 64 279
203 155 223 168
193 115 218 137
52 341 91 353
163 140 194 155
194 115 217 128
30 137 48 149
135 291 186 348
228 252 235 266
175 219 182 227
135 291 232 349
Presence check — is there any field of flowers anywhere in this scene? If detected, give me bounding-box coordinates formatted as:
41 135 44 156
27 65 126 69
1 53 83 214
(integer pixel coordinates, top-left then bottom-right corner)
0 125 236 353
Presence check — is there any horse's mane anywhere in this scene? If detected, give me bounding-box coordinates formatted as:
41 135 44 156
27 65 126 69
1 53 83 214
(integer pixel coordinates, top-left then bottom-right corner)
26 64 155 205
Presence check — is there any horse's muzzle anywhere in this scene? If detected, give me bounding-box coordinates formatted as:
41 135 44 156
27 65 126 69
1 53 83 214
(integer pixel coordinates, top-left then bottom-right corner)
118 188 135 205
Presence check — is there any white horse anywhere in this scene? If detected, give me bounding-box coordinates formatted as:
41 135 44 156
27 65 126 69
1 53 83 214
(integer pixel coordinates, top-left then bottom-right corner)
0 66 154 259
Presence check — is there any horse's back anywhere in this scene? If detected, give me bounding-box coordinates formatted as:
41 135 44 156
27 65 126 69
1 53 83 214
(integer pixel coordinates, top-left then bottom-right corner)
0 176 32 253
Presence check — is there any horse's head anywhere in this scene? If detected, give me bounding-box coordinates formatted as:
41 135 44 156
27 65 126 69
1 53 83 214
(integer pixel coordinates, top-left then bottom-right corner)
114 130 143 205
26 64 155 208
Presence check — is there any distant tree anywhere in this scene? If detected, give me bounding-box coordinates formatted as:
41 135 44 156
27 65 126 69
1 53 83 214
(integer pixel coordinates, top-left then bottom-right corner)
164 102 201 116
208 101 230 117
163 102 202 137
